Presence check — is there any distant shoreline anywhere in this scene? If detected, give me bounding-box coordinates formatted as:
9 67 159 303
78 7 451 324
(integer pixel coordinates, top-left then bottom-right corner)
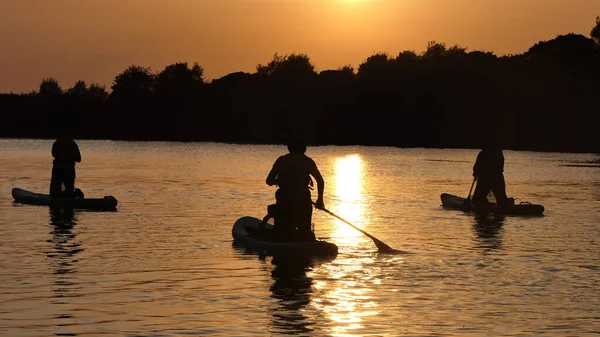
1 137 598 155
1 34 599 155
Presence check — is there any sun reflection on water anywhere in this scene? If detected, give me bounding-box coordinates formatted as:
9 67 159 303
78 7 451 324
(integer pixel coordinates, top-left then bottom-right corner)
332 155 368 244
316 154 380 336
312 256 380 337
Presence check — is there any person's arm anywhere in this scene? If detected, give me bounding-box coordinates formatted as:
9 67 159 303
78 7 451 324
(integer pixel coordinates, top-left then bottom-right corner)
310 160 325 209
266 158 280 186
73 141 81 163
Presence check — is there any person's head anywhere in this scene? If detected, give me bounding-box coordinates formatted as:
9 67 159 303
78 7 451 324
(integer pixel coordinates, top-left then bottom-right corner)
287 140 307 154
481 137 501 151
56 118 74 141
477 118 502 150
57 131 72 141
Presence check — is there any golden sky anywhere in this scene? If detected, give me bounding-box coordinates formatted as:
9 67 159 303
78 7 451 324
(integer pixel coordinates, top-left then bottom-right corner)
0 0 598 93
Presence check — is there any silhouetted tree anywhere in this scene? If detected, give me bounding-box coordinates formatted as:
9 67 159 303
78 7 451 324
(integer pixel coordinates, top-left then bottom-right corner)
255 53 320 142
256 53 286 76
257 53 317 80
87 83 109 101
395 50 419 62
210 71 252 87
110 65 154 98
152 62 208 140
338 65 355 75
357 53 392 82
191 63 205 82
319 66 356 87
466 50 497 62
208 71 257 141
422 41 447 58
38 78 62 97
67 80 87 96
107 65 156 140
155 62 205 97
526 34 597 65
592 16 600 45
2 30 599 152
319 68 356 83
446 45 468 58
393 51 419 75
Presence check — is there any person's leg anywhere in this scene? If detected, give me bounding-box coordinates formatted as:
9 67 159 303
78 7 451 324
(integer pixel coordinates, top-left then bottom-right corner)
260 204 277 227
62 166 76 198
491 174 510 207
472 179 491 207
74 188 84 199
296 200 315 241
49 166 63 197
274 191 294 241
273 214 294 241
259 214 271 227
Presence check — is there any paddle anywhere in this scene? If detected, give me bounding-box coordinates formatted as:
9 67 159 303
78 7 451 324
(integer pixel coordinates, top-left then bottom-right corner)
314 203 396 253
463 176 476 210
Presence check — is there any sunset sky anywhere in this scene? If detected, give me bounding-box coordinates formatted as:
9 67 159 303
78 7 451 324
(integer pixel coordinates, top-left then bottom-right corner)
0 0 598 93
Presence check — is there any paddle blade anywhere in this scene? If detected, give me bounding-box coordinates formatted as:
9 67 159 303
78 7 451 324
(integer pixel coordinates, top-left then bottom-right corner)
373 239 396 253
318 206 400 253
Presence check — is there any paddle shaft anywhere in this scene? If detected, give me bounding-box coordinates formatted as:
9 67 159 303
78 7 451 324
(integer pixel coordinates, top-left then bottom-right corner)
466 176 476 201
320 207 376 240
314 204 395 253
462 176 477 210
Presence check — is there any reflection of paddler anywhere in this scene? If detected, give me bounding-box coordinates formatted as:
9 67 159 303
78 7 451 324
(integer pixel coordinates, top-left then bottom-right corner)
269 256 313 334
473 214 505 250
263 141 325 242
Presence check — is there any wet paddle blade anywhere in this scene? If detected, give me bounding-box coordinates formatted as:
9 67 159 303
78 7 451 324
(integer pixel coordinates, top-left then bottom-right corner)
373 238 395 253
318 205 398 253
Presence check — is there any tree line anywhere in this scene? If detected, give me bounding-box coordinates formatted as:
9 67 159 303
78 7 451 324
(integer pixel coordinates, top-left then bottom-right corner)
1 18 599 153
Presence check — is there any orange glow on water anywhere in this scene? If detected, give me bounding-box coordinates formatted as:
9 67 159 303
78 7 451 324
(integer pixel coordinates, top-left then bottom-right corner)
332 155 367 242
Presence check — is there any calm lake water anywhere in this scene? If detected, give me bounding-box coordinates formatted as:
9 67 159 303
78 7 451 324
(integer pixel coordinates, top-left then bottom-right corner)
0 139 599 336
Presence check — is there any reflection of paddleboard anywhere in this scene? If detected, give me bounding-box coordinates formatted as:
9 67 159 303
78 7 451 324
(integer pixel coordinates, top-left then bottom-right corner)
232 216 338 257
12 188 118 211
440 193 544 215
